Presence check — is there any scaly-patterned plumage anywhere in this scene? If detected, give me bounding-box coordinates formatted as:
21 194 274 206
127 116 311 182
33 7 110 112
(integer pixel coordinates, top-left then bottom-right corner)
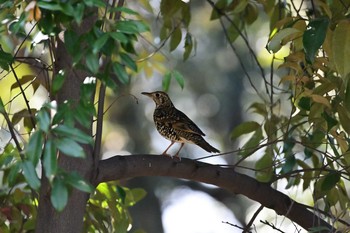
142 91 220 159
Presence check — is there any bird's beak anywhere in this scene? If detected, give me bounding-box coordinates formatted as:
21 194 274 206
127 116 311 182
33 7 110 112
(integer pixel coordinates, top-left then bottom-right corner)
141 92 152 97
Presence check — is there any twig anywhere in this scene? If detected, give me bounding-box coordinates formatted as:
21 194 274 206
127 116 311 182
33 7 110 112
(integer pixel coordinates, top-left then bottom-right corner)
244 205 264 232
260 220 285 233
206 0 268 92
222 221 250 232
9 63 36 129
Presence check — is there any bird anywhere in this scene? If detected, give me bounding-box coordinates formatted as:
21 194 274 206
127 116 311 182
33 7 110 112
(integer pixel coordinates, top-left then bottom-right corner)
142 91 220 159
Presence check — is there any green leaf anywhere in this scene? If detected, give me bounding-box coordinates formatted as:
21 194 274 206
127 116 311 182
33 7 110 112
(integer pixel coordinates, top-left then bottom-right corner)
112 63 129 84
332 20 350 79
173 70 184 89
255 152 274 182
120 53 137 72
65 172 93 193
55 138 85 158
321 171 340 191
110 6 139 15
170 27 182 51
125 188 147 206
36 109 50 133
109 32 129 43
26 131 44 165
86 52 99 74
162 72 172 92
53 125 93 144
321 111 338 132
281 154 296 174
298 96 311 111
21 160 40 190
116 20 149 34
51 177 68 212
239 127 263 157
8 162 21 186
303 17 329 63
73 3 84 24
43 139 57 178
64 30 79 54
37 1 63 11
231 121 260 139
0 48 13 71
92 33 110 54
116 185 127 204
183 33 193 60
52 71 66 94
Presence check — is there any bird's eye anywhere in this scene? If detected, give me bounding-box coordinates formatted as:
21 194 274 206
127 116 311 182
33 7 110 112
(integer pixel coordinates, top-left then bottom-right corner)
155 93 160 97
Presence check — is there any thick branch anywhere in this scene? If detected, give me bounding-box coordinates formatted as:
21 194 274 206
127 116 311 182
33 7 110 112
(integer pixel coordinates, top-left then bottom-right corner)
97 155 338 233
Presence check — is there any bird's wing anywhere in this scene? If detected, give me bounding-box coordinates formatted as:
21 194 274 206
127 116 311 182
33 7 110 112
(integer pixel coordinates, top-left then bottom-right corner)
171 110 206 136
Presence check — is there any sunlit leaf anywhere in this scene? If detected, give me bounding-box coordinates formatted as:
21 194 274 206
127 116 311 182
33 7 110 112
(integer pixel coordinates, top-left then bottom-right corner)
267 28 300 53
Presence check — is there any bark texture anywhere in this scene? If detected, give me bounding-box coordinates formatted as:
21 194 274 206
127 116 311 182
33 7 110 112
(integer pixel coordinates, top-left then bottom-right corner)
35 12 97 233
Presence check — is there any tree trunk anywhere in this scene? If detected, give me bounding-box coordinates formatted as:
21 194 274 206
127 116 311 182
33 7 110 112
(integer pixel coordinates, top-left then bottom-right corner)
35 11 97 233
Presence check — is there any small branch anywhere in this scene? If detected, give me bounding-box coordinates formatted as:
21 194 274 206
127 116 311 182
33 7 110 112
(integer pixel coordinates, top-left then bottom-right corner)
260 220 285 233
96 155 337 233
244 205 264 232
0 106 23 156
222 221 249 232
9 63 36 129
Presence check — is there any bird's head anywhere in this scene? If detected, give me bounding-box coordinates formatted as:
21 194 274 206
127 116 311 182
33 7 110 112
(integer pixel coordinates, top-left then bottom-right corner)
142 91 174 108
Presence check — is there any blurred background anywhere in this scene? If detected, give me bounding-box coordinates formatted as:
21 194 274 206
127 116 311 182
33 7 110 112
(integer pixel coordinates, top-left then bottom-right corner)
100 1 301 232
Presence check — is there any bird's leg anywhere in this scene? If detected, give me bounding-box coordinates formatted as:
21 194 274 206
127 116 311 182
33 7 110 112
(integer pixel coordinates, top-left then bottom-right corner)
173 143 184 161
162 141 175 157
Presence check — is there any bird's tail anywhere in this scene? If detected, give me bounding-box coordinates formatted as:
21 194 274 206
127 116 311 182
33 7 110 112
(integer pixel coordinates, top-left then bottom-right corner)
195 136 220 153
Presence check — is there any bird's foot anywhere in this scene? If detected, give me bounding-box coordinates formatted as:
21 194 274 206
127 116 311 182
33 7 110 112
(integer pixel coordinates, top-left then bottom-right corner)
162 153 173 158
173 154 181 161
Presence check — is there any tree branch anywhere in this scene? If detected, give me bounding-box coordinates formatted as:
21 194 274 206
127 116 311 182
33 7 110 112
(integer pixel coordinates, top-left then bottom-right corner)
97 155 338 233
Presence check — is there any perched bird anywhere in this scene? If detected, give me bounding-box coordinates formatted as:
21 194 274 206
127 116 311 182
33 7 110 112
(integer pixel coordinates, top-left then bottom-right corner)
142 91 220 159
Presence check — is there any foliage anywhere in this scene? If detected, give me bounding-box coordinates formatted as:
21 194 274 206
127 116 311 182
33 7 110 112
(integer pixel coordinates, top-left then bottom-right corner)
223 0 350 225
